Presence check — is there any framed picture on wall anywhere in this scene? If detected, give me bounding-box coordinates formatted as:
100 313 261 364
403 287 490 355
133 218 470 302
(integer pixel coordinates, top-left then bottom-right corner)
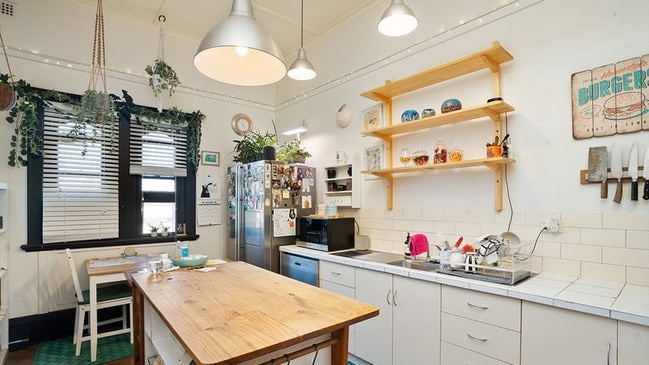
361 103 383 131
201 151 220 166
363 143 385 180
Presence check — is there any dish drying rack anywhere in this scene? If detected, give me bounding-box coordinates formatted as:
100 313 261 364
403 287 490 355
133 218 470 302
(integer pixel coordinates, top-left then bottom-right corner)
437 243 534 285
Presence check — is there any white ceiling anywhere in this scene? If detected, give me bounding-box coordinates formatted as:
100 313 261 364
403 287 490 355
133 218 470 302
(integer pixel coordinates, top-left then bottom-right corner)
73 0 381 59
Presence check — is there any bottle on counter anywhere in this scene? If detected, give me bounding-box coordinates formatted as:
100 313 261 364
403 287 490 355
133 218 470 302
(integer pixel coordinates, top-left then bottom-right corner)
404 232 412 259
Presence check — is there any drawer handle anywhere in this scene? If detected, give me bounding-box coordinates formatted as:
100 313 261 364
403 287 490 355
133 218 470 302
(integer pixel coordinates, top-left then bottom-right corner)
467 302 488 310
329 271 341 276
466 333 488 342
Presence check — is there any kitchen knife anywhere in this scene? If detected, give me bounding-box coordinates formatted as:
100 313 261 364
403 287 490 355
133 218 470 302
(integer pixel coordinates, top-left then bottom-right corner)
587 146 608 198
628 142 638 201
643 148 649 200
611 144 623 204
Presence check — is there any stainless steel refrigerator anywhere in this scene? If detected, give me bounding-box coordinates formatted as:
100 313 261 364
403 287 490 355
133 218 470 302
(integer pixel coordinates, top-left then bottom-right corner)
227 160 316 273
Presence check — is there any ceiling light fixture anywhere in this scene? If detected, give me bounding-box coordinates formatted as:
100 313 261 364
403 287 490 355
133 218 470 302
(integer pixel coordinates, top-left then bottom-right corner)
287 0 316 81
377 0 419 37
194 0 286 86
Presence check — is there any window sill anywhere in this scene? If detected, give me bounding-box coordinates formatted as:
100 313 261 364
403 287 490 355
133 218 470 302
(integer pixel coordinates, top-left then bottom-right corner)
20 234 200 252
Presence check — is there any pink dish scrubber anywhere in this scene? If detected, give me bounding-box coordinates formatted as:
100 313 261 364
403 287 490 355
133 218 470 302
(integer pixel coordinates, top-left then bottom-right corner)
409 234 429 256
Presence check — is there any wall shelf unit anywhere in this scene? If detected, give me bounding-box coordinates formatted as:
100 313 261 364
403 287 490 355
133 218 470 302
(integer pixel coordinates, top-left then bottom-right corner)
360 41 515 211
324 154 361 208
0 182 7 364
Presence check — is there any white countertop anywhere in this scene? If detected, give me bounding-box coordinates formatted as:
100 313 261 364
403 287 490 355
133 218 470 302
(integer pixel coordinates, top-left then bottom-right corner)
280 245 649 327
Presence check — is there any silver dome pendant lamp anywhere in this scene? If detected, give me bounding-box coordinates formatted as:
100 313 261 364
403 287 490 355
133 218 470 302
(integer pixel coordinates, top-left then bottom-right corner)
287 0 316 81
378 0 419 37
194 0 286 86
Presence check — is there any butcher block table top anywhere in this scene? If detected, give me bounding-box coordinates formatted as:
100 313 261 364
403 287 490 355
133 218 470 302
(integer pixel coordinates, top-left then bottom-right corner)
130 261 379 365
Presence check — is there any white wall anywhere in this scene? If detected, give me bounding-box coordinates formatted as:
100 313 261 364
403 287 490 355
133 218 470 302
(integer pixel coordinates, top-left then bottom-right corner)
0 0 648 320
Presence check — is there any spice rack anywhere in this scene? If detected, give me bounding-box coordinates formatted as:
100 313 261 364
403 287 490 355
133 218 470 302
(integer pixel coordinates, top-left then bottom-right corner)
360 41 516 210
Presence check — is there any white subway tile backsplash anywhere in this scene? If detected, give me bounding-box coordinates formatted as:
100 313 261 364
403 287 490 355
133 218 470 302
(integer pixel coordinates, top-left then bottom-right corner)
360 208 649 283
627 230 649 250
561 244 601 262
562 211 602 229
581 228 626 247
603 247 649 269
581 262 626 282
603 212 648 230
443 209 468 222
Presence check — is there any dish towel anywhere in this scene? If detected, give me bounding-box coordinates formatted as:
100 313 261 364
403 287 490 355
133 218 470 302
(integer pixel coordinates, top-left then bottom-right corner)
409 234 429 256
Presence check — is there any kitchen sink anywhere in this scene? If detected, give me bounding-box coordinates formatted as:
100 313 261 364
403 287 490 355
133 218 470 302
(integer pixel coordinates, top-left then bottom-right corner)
386 259 441 271
331 250 405 263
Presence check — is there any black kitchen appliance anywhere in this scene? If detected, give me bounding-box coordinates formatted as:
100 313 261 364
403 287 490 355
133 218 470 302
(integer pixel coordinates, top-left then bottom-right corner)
296 216 355 252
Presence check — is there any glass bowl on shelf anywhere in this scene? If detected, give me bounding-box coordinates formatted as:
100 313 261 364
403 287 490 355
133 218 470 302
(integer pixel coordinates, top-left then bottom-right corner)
412 150 429 166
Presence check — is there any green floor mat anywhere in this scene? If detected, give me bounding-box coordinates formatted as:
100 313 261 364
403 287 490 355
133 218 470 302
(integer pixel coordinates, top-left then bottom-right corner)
33 333 133 365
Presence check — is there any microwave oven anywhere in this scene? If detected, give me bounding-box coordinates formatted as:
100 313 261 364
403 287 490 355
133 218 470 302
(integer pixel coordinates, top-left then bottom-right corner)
296 217 355 252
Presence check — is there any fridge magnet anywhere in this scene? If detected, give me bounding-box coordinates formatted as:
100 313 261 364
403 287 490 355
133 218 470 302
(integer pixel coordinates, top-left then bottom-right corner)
201 150 220 166
361 103 383 130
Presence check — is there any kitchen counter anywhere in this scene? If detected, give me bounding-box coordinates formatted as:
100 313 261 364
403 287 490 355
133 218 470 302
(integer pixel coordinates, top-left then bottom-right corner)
280 245 649 327
130 261 379 365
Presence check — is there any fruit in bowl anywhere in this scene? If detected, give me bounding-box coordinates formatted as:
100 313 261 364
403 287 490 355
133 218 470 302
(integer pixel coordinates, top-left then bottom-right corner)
412 150 429 165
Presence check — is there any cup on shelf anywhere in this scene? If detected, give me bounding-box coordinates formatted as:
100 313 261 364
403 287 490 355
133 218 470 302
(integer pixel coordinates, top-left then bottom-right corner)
487 145 504 157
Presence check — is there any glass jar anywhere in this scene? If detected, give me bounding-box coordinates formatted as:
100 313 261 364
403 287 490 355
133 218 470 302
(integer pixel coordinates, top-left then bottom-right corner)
449 143 463 162
412 150 429 165
399 146 411 165
433 139 448 163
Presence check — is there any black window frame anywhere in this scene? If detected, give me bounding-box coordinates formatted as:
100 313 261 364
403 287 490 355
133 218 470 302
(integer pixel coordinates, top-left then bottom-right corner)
21 92 198 252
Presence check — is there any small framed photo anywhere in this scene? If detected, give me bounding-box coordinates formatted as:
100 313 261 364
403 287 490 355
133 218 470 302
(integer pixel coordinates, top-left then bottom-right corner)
201 151 220 166
361 104 383 131
363 143 385 176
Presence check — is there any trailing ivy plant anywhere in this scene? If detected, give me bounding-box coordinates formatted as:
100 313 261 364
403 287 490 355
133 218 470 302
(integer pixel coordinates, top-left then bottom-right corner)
1 74 204 169
145 59 180 97
68 89 118 155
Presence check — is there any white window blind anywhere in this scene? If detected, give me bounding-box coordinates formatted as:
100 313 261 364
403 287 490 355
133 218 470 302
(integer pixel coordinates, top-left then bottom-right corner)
129 119 187 177
42 102 119 243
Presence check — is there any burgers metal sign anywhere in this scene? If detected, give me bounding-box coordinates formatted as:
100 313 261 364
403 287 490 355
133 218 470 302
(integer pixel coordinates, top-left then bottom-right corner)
571 55 649 139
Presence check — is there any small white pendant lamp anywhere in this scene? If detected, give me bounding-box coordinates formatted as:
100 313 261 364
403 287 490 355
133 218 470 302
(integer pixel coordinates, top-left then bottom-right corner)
287 0 316 81
194 0 286 86
377 0 419 37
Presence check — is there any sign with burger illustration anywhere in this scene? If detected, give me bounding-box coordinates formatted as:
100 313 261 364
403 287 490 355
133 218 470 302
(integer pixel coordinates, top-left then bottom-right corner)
571 54 649 139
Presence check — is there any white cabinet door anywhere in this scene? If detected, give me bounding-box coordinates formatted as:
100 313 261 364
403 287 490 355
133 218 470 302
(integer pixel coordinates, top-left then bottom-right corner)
355 269 393 365
393 275 441 365
521 301 617 365
618 321 649 365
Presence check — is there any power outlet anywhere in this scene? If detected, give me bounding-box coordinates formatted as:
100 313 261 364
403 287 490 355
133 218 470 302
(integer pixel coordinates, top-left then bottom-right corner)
548 217 561 233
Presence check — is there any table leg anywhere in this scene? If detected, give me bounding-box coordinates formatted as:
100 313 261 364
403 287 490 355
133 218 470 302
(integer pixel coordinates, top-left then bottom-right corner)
132 283 144 365
330 327 349 365
89 276 98 362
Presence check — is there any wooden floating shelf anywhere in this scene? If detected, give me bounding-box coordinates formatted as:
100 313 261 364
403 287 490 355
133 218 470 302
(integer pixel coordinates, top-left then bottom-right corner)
361 42 513 102
362 157 516 177
361 101 514 141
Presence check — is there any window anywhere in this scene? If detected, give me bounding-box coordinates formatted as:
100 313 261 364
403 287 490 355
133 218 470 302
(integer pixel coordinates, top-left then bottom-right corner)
24 97 197 251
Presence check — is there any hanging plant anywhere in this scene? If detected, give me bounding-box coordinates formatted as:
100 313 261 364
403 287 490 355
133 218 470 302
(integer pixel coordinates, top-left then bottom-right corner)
1 75 41 166
145 58 180 98
68 89 117 155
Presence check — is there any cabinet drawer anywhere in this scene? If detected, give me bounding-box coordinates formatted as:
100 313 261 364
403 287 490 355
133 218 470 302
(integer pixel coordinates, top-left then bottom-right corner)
442 312 520 364
320 261 355 287
442 286 520 331
320 280 355 299
441 341 511 365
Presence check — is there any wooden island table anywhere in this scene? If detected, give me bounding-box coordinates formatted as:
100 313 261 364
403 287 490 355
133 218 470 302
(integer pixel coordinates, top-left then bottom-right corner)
130 261 379 365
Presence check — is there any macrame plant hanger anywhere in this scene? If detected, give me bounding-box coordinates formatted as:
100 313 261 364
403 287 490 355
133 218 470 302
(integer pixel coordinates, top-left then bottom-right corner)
0 25 17 111
90 0 108 98
155 15 166 112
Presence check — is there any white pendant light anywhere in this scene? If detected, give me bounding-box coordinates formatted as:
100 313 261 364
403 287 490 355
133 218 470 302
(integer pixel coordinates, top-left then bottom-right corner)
287 0 316 81
377 0 419 37
194 0 286 86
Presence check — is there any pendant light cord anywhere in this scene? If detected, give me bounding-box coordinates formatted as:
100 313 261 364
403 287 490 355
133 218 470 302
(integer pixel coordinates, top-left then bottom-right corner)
157 15 166 61
300 0 304 48
0 26 14 84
